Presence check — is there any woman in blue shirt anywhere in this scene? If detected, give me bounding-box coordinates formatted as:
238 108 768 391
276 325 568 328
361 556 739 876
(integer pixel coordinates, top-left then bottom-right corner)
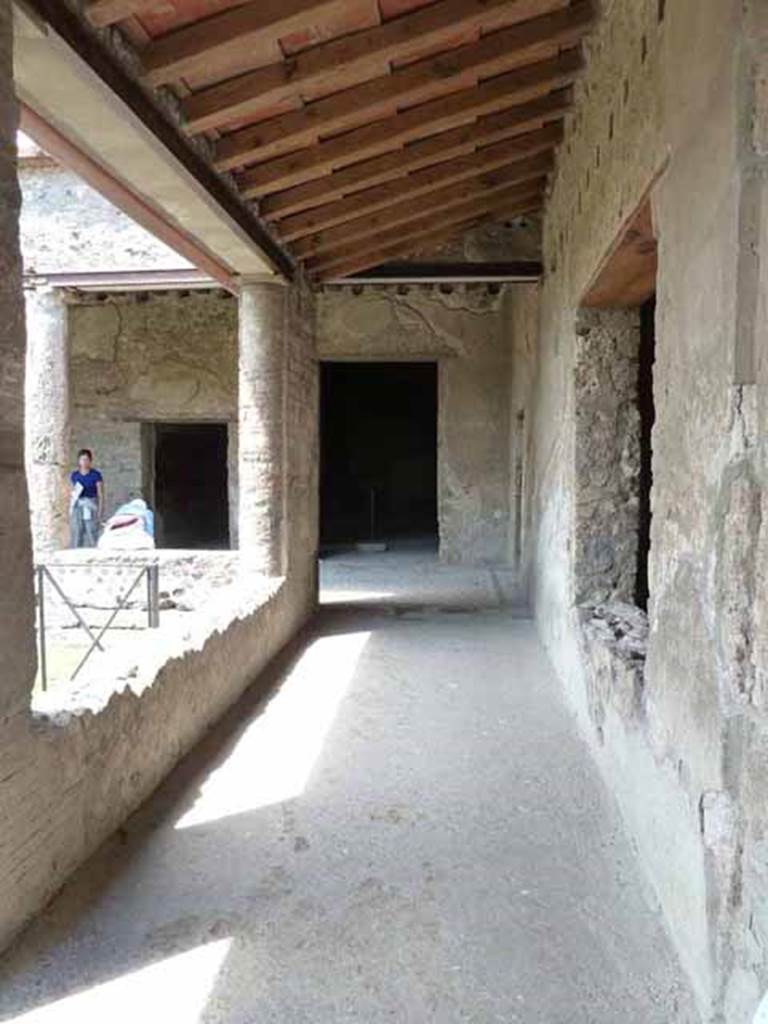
70 448 104 548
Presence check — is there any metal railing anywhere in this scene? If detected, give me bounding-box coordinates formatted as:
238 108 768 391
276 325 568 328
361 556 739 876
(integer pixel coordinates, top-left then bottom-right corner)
35 561 160 691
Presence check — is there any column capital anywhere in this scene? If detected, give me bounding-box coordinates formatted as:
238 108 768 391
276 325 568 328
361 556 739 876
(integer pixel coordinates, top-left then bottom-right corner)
235 273 288 291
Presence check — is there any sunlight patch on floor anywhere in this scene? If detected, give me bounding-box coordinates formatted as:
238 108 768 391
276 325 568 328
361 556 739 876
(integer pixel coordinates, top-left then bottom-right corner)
8 939 231 1023
175 630 371 829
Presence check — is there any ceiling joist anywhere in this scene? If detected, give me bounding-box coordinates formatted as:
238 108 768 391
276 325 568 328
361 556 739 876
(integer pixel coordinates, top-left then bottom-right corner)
238 49 582 197
312 194 541 280
277 123 561 242
142 0 350 86
317 222 494 282
86 0 163 28
259 87 571 219
290 161 551 259
182 0 566 135
307 182 543 275
215 1 593 170
73 0 596 279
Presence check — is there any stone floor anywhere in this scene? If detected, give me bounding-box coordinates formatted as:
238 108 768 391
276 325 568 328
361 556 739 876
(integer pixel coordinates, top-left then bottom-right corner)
0 549 698 1023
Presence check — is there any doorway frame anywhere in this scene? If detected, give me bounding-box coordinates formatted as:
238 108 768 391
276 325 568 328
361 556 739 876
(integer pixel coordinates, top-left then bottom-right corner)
318 358 441 553
140 418 238 549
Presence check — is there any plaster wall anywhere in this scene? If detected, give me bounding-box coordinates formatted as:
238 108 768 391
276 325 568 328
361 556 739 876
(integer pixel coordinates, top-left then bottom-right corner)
528 0 768 1020
66 290 239 542
317 286 518 568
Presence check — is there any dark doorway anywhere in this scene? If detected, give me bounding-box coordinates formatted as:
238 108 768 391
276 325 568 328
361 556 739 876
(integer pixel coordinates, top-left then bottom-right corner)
320 362 438 546
635 298 656 610
153 423 230 549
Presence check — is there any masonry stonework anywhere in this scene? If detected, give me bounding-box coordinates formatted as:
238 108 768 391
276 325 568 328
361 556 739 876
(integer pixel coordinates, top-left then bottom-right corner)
0 0 35 721
526 0 768 1019
24 285 70 556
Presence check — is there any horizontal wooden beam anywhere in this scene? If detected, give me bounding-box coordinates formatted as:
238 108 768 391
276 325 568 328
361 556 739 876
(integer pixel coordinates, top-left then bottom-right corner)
259 87 571 217
335 260 543 282
239 50 581 197
279 123 561 242
183 0 565 134
315 222 490 281
292 160 551 258
142 0 349 87
307 182 543 274
86 0 163 28
20 0 295 280
216 1 593 170
19 105 238 293
313 203 540 280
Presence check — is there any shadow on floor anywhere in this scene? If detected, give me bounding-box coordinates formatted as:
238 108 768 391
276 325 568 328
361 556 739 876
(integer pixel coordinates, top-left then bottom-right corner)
0 561 697 1023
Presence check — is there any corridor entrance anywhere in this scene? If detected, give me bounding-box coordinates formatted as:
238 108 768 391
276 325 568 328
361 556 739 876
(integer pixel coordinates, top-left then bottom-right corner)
320 362 438 548
149 423 230 549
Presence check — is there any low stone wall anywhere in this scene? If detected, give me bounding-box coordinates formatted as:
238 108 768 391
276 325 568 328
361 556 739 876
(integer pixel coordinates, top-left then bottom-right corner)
0 568 315 951
1 271 319 953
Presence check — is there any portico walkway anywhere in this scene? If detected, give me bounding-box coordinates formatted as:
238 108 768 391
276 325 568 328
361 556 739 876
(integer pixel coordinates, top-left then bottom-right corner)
0 551 697 1023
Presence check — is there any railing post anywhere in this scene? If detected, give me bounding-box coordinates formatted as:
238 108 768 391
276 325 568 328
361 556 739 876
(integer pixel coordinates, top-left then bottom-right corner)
147 562 160 628
37 566 47 692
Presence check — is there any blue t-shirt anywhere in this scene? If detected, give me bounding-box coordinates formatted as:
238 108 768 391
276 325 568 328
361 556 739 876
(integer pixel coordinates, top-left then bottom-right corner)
71 468 103 499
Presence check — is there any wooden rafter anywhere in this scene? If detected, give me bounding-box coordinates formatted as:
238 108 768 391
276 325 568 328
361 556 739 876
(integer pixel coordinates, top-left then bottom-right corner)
142 0 349 86
307 181 543 274
86 0 163 28
215 2 593 170
291 161 551 258
312 196 540 280
182 0 566 134
316 223 491 282
259 87 571 218
237 49 582 197
277 124 561 242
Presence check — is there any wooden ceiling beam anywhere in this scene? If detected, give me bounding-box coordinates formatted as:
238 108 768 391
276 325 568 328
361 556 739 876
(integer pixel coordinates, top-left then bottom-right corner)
278 123 560 242
259 86 571 218
291 161 550 258
142 0 349 87
182 0 565 135
86 0 164 27
306 183 543 274
312 196 540 280
216 1 593 170
315 222 490 281
239 50 581 198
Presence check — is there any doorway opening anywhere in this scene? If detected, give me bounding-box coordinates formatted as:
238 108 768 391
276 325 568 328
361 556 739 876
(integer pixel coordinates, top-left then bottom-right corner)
146 422 230 549
320 362 438 549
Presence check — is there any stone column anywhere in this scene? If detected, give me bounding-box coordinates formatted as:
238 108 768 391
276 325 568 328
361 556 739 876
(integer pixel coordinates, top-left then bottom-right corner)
24 285 70 557
238 280 286 576
0 0 37 715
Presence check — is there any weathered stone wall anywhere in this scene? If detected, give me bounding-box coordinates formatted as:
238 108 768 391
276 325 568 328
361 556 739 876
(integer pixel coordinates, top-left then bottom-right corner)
19 158 190 274
66 289 239 540
0 0 36 722
0 273 318 953
317 285 516 566
502 282 538 593
527 0 768 1019
573 308 641 606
